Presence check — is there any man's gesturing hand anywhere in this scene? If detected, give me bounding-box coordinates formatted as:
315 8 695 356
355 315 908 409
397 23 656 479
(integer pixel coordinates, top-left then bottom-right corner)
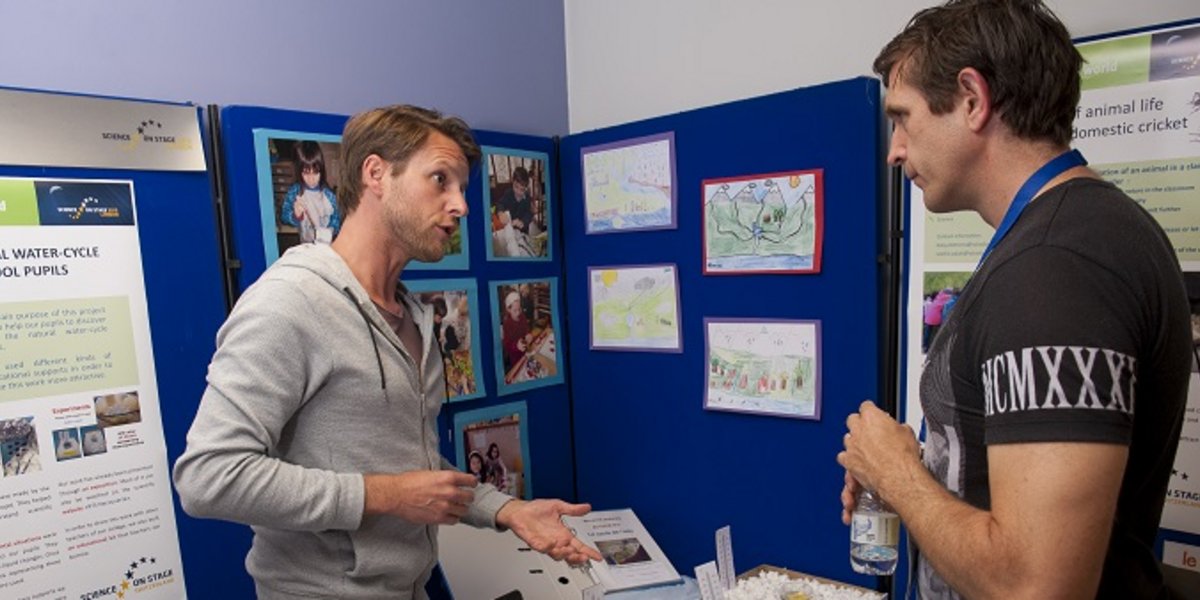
364 470 477 525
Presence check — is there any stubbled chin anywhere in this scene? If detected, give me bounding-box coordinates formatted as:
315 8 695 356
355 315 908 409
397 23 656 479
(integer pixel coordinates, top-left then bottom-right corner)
418 241 446 262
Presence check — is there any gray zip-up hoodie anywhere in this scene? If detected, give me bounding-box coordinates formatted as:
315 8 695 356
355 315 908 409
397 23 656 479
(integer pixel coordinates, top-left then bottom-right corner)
173 244 510 599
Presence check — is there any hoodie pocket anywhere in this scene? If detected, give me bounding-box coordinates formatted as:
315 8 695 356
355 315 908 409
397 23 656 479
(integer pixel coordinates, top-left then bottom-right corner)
347 515 433 581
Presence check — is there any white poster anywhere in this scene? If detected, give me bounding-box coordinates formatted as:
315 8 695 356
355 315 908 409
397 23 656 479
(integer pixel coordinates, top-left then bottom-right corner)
1162 370 1200 533
0 178 186 598
1077 22 1200 536
1075 23 1200 272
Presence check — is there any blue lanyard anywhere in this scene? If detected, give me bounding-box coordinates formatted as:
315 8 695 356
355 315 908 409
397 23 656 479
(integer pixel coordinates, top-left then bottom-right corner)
977 149 1087 269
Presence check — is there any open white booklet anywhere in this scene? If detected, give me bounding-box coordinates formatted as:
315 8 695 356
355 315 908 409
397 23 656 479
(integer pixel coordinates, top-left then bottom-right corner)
563 508 682 593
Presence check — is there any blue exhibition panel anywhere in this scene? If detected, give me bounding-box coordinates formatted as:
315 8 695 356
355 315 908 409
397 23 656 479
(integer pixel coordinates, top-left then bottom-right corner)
0 106 241 597
559 77 887 588
431 129 577 505
218 110 577 507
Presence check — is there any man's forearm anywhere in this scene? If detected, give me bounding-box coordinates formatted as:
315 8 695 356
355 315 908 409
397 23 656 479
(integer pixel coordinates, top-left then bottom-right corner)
878 460 1029 599
880 449 1111 600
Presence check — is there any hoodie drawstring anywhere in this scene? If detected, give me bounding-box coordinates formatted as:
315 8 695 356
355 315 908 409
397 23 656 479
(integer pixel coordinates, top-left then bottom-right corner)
343 286 387 390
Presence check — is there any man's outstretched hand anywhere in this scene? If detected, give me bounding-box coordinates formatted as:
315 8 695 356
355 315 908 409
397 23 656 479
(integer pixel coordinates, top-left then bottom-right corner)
496 499 602 565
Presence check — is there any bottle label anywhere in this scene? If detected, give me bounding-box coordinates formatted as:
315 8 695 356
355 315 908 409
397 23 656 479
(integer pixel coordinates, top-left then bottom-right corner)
850 512 899 546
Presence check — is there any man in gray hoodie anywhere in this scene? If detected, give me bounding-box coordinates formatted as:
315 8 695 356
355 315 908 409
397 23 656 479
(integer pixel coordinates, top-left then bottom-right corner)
173 105 600 599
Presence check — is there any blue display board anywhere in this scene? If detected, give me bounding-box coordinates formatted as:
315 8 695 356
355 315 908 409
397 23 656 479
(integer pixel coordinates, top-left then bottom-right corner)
559 77 886 588
218 110 577 508
433 129 575 505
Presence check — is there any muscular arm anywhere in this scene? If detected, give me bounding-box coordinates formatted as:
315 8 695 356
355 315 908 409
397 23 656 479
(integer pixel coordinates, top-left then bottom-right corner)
914 445 1123 598
843 406 1126 599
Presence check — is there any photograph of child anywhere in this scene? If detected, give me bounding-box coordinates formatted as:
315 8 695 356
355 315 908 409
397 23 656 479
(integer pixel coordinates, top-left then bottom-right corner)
267 137 343 254
466 450 487 484
455 405 530 499
484 148 551 260
412 287 480 400
491 278 563 393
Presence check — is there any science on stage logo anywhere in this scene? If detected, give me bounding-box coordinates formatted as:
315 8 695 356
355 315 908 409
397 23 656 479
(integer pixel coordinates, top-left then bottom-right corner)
100 118 194 152
67 196 101 220
35 181 134 226
78 555 177 600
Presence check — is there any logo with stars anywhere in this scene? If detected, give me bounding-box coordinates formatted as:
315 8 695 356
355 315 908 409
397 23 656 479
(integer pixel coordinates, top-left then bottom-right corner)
99 118 193 152
120 555 175 597
69 196 98 220
80 555 176 599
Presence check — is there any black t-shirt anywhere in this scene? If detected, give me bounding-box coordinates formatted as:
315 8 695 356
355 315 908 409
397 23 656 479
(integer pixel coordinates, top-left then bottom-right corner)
918 178 1191 599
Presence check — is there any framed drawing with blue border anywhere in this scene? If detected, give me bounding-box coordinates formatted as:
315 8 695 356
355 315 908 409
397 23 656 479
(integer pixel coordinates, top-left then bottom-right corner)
482 146 552 261
488 277 565 395
588 264 682 352
402 277 486 402
252 129 344 266
703 318 822 420
581 132 677 234
454 401 532 499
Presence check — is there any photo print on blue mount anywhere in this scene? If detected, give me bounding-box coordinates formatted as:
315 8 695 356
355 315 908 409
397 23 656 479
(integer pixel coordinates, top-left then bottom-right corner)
252 129 344 266
488 277 565 395
402 277 486 401
481 146 552 262
454 400 532 499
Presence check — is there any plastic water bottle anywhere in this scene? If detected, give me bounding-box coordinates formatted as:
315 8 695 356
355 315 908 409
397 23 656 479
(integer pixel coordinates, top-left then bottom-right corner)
850 487 899 575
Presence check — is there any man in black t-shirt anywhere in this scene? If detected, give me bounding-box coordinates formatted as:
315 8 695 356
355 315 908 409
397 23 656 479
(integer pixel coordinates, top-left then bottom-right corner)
836 2 1191 598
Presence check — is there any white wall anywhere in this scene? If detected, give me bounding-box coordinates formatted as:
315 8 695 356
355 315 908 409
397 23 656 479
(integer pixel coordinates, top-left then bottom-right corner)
0 0 568 136
564 0 1199 133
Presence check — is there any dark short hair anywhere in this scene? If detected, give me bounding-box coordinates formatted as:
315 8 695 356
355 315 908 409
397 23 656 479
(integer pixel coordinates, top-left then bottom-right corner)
873 0 1081 147
338 105 481 216
294 141 328 190
511 166 531 185
430 296 448 317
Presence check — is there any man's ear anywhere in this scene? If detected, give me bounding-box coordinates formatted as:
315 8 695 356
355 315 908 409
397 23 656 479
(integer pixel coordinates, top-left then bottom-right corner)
957 67 993 133
361 154 387 196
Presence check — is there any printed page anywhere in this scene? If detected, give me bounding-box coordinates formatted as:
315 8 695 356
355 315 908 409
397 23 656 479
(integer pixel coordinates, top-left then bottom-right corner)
563 508 680 592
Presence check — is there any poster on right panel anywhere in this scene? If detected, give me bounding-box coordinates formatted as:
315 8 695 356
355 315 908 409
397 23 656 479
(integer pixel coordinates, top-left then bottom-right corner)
1075 22 1200 537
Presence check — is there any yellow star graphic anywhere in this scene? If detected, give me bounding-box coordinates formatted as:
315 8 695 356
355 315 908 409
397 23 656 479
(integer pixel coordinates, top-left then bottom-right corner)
122 580 131 591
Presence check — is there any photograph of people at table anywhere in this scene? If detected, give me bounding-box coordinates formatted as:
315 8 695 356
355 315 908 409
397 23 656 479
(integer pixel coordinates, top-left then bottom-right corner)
495 280 560 387
485 149 550 259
